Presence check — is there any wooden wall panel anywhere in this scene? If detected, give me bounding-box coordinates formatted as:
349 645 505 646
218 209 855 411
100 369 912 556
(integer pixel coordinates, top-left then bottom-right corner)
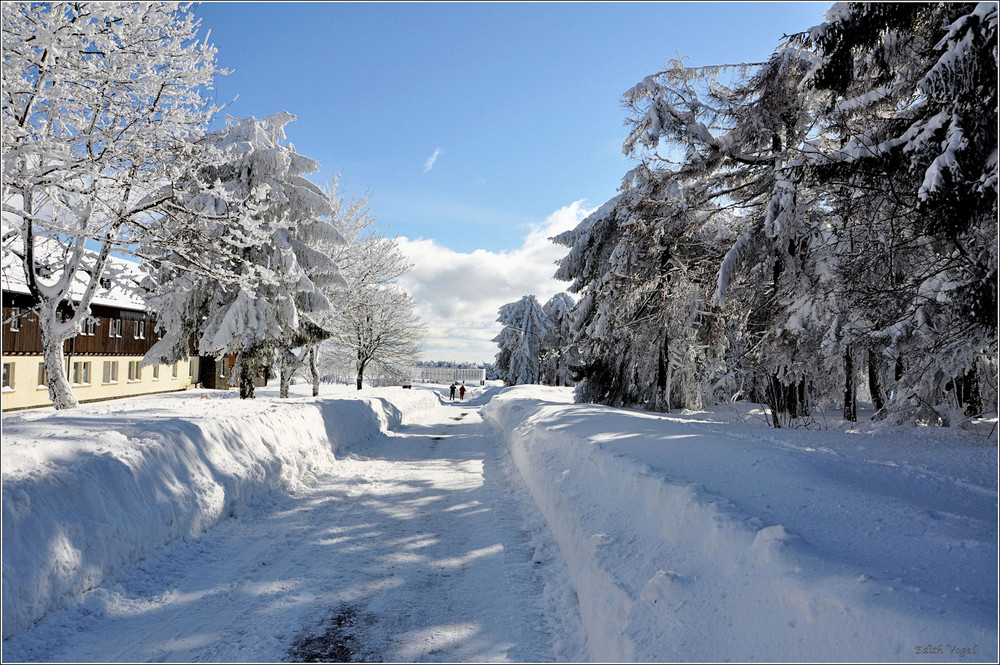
3 298 161 357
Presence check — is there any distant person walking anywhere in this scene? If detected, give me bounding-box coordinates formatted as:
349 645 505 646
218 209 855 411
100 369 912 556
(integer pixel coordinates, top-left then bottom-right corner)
449 383 457 401
459 383 466 401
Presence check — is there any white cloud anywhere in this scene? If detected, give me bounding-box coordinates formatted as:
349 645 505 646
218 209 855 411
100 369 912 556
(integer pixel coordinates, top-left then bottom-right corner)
422 148 442 173
396 200 594 363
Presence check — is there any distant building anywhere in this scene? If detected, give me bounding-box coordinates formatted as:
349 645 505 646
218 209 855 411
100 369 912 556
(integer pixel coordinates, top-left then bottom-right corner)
409 365 486 386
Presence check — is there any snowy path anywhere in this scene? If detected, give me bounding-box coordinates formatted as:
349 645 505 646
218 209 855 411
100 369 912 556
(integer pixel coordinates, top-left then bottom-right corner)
2 392 586 663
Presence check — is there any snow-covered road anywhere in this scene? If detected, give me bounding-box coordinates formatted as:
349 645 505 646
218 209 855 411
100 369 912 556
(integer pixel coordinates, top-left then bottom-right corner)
2 391 586 663
4 384 994 662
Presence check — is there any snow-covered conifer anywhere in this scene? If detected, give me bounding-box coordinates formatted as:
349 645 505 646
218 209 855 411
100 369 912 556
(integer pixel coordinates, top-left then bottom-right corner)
625 50 829 422
493 295 553 386
143 113 345 399
540 293 577 387
801 1 998 423
553 2 996 426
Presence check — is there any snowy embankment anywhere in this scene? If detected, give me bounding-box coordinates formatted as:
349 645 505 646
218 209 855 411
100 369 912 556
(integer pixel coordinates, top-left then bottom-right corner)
1 385 438 640
482 385 998 663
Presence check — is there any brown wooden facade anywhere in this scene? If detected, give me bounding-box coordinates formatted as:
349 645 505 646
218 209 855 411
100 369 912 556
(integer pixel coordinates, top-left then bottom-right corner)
3 290 267 406
3 293 162 358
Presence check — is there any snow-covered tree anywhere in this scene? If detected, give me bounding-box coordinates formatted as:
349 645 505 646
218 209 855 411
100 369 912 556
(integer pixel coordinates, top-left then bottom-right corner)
553 179 735 411
551 197 632 404
553 47 823 416
273 212 346 398
623 50 835 422
315 189 424 389
493 295 553 386
482 362 502 381
269 180 355 398
554 2 996 427
332 284 424 389
798 1 998 423
540 292 577 386
1 1 222 408
143 112 345 399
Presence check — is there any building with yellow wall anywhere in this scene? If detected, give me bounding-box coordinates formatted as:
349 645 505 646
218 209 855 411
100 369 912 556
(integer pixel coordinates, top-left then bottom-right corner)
2 254 204 411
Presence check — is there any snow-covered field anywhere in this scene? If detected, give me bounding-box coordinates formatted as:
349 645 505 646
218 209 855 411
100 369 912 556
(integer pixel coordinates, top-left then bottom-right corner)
483 386 998 662
2 383 997 662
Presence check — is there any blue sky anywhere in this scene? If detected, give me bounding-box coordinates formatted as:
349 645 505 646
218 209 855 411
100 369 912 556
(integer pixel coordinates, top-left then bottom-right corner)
192 1 833 363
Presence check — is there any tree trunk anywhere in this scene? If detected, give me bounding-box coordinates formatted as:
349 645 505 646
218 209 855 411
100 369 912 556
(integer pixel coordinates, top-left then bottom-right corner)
959 363 983 417
844 348 857 422
26 230 112 410
236 350 255 400
655 332 670 413
785 382 800 420
868 348 886 411
310 345 320 397
356 360 366 390
279 348 298 399
41 323 77 409
763 376 808 427
280 364 292 399
765 375 783 428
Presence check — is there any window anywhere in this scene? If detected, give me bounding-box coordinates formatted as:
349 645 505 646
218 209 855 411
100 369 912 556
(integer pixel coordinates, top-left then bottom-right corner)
38 363 46 388
9 308 20 332
2 362 13 390
128 360 142 382
133 320 145 339
152 364 160 380
108 318 122 338
83 318 96 336
72 361 91 385
171 362 178 378
103 361 119 384
189 359 196 379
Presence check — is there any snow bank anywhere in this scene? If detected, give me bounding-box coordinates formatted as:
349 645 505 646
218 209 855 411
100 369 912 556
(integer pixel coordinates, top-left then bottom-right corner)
0 385 437 639
482 386 997 662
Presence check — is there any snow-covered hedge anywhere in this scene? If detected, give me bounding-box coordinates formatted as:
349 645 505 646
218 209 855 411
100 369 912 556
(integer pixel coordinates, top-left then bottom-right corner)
482 385 997 662
1 387 437 639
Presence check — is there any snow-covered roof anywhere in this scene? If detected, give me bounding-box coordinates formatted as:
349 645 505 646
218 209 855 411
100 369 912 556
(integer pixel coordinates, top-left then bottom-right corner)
1 246 148 312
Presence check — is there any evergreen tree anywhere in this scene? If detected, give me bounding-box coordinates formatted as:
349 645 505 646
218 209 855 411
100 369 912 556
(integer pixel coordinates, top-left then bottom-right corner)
801 1 998 423
551 2 997 426
540 293 577 387
143 113 343 399
493 295 553 386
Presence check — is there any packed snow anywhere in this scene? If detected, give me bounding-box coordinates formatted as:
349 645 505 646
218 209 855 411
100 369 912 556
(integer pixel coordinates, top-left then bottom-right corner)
1 385 439 640
2 383 997 662
483 386 998 662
